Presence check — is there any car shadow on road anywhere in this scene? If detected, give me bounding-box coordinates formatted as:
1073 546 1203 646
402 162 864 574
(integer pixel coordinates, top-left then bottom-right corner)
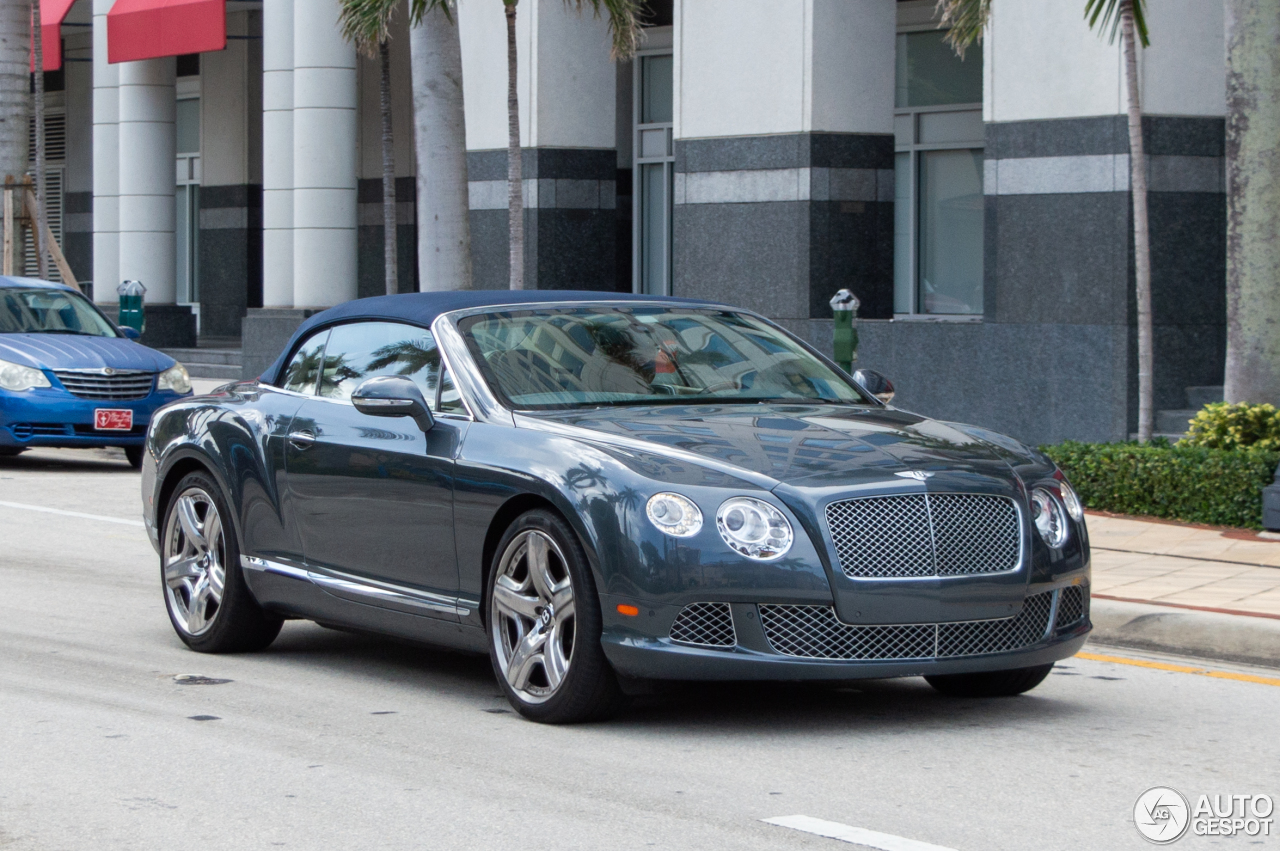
0 447 135 472
264 622 1089 733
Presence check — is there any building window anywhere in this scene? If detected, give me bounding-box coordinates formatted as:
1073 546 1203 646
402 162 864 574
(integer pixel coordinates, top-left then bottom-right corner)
175 83 201 310
894 29 984 317
633 49 673 297
24 111 66 281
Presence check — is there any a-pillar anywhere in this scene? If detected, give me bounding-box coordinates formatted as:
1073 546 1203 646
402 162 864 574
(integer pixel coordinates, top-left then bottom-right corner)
671 0 896 331
458 0 619 290
292 0 356 308
117 57 193 346
91 0 118 306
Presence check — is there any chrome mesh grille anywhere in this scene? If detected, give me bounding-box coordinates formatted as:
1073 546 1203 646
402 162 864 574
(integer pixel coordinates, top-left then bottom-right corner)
826 493 1020 578
669 602 736 647
53 370 154 400
1055 586 1087 630
759 590 1055 661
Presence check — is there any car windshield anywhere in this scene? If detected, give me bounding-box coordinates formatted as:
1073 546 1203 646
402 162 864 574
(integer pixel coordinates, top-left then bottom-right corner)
0 288 118 337
458 306 869 410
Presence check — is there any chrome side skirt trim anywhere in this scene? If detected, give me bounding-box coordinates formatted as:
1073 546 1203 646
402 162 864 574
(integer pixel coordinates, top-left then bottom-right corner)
240 556 472 618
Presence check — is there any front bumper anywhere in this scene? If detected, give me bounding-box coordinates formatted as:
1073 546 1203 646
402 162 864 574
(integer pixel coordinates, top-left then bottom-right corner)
599 581 1090 681
0 387 186 448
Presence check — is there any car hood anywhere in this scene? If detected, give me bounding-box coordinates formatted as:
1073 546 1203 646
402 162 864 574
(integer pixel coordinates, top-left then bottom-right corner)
522 403 1019 488
0 333 175 372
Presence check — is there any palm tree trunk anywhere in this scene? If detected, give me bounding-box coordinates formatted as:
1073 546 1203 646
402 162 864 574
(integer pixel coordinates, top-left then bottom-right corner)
379 39 398 296
0 2 28 275
1121 2 1153 441
504 0 524 290
409 5 472 291
31 0 48 280
1225 0 1280 403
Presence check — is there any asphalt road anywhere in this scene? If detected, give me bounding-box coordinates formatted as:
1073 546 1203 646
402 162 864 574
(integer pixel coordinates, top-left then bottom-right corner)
1 447 1277 851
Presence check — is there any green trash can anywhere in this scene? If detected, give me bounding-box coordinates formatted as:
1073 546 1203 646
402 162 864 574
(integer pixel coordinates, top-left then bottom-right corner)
829 288 860 374
117 280 146 336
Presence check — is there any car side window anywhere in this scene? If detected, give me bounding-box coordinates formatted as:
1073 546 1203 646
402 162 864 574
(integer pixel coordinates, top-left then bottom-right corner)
437 366 465 414
281 330 329 395
318 321 442 403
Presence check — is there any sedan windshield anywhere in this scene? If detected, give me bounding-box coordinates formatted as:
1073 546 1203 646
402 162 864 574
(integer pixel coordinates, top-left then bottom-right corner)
458 306 868 410
0 288 118 337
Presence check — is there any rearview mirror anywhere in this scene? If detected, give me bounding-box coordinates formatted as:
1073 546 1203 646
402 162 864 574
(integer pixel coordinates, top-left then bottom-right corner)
852 369 895 405
351 376 434 433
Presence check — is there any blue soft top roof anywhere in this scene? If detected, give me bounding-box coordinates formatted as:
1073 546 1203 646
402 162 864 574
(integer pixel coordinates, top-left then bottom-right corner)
262 289 727 384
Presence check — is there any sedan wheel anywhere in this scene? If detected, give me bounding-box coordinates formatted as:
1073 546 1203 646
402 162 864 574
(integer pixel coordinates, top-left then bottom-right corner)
487 510 625 723
160 472 282 652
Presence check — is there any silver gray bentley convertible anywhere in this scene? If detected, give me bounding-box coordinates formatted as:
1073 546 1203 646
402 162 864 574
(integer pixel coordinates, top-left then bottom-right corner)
141 291 1090 723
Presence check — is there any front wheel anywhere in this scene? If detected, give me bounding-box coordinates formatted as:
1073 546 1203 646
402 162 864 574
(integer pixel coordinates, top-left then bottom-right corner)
925 663 1054 697
124 446 144 469
161 471 282 653
486 509 625 723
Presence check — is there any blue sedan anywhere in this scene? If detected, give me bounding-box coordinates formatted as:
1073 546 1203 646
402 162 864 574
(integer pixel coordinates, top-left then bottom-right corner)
0 277 192 467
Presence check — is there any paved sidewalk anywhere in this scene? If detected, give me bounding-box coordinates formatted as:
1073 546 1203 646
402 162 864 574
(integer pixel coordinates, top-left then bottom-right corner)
1088 511 1280 618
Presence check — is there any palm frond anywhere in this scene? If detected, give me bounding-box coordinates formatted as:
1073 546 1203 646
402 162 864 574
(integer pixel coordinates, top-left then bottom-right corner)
408 0 455 27
564 0 643 60
1084 0 1150 48
338 0 400 54
935 0 990 59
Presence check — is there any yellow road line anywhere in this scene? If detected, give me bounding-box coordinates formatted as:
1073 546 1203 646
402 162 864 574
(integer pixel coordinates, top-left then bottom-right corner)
1077 651 1280 687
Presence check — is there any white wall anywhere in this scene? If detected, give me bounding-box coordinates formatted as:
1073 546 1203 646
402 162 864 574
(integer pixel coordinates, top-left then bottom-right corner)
202 10 255 186
457 0 615 151
985 0 1225 124
675 0 894 141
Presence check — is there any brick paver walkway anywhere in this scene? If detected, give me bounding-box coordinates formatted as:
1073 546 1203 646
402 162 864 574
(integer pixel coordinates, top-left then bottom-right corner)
1087 512 1280 617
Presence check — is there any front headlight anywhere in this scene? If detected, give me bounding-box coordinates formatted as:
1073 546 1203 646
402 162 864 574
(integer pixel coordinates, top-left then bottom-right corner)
1058 480 1084 521
646 492 703 537
0 357 51 392
716 497 793 560
157 363 191 394
1030 487 1069 548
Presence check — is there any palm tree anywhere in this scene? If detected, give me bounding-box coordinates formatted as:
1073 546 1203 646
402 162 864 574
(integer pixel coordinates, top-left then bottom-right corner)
31 0 49 281
0 3 28 272
937 0 1154 442
500 0 642 290
339 0 401 296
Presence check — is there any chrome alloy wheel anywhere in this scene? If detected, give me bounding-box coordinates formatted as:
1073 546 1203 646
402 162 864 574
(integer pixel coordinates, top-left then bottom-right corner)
491 530 577 704
163 487 226 636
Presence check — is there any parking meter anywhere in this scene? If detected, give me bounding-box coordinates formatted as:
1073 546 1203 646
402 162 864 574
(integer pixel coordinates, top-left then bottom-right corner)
829 289 860 374
117 280 146 335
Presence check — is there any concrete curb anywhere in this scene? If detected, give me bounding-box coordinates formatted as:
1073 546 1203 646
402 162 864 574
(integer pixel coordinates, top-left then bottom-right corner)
1088 598 1280 669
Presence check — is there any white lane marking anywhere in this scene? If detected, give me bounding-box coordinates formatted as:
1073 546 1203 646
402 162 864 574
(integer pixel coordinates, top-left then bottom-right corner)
0 500 145 528
763 816 959 851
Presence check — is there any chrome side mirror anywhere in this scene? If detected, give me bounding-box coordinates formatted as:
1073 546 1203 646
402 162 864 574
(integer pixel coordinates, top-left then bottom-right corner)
852 369 895 405
351 376 434 433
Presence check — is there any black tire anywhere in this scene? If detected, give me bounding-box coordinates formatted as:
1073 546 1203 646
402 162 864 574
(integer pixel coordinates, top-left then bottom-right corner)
124 446 144 469
160 471 282 653
486 509 626 723
0 447 24 457
925 663 1054 698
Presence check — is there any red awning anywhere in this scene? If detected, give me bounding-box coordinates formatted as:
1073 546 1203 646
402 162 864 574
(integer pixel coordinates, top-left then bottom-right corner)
32 0 77 72
107 0 226 65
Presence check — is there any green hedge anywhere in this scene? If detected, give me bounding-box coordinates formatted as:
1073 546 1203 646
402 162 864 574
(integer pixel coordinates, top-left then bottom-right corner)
1041 441 1280 529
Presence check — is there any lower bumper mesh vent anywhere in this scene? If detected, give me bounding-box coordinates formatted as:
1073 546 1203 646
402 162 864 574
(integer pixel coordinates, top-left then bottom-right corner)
669 602 736 647
1055 585 1087 630
759 590 1057 661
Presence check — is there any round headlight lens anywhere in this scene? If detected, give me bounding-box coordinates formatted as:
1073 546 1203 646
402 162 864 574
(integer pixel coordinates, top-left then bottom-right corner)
0 357 51 392
646 492 703 538
716 497 793 560
1030 487 1069 549
157 363 192 394
1059 481 1084 521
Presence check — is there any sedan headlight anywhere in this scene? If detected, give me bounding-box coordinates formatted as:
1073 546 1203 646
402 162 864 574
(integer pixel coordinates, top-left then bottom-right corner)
0 357 51 392
1030 487 1069 549
1058 480 1084 521
157 363 191 394
646 492 703 537
716 497 793 560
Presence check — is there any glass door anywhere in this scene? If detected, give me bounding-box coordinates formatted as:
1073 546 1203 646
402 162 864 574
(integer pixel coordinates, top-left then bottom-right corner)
633 52 673 296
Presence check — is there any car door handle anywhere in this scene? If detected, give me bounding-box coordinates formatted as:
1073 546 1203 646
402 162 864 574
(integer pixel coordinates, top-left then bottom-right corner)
288 430 316 450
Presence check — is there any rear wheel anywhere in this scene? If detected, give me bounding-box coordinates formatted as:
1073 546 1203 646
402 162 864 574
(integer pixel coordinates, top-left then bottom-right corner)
925 663 1054 698
486 509 625 723
0 447 24 457
124 446 144 469
161 472 282 652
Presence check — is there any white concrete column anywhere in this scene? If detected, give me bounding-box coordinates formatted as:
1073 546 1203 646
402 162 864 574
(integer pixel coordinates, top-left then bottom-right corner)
92 0 119 304
262 0 294 308
292 0 357 308
117 58 176 303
